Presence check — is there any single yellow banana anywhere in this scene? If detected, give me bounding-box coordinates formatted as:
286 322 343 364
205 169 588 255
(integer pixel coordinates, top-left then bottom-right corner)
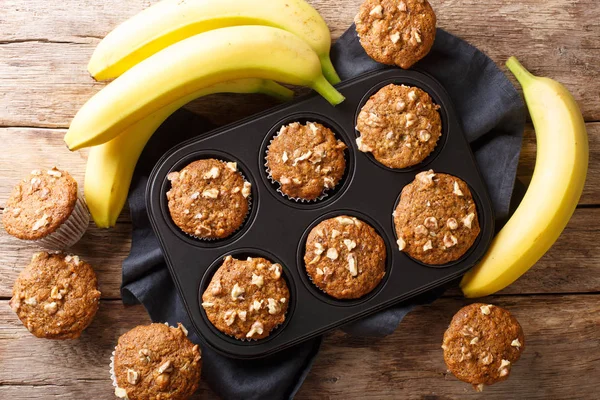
65 26 345 151
88 0 341 84
461 57 588 298
85 79 293 228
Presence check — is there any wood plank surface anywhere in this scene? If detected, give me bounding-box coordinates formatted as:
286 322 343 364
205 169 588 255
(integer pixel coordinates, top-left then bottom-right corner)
1 0 600 129
0 206 598 299
1 122 600 209
1 295 598 399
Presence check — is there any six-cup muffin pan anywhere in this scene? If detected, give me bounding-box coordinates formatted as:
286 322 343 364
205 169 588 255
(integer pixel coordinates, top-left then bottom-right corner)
146 68 495 359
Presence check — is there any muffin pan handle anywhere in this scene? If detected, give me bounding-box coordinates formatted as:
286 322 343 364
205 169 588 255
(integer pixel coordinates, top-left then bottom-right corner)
146 68 495 359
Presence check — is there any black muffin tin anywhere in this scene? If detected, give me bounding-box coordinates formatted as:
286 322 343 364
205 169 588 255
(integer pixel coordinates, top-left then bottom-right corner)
146 68 495 359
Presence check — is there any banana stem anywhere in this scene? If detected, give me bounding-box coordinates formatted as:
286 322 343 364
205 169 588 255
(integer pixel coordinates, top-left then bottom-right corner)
506 56 535 86
312 75 345 106
320 55 342 85
257 80 294 102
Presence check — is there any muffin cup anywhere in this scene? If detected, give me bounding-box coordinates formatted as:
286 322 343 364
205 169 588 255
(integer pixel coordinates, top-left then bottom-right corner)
264 131 346 203
35 193 89 250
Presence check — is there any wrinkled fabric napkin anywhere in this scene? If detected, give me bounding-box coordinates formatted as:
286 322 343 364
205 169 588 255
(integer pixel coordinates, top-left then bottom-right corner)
121 27 525 400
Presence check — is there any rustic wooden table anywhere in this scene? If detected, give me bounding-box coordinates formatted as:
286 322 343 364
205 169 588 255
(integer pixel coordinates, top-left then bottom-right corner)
1 0 599 399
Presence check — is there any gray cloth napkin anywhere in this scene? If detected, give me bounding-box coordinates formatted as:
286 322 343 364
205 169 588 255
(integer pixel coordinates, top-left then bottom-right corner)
121 27 525 400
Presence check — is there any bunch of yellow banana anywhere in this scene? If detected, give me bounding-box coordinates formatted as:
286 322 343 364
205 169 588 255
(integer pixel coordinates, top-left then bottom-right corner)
461 57 588 297
69 0 345 228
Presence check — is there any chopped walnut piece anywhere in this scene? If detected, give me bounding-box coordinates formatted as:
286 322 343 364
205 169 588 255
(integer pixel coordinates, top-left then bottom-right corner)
462 213 475 229
356 137 373 152
331 229 340 239
31 213 50 231
418 130 431 142
346 253 358 277
511 338 522 348
203 166 220 179
267 298 280 315
242 182 252 198
270 263 282 279
397 237 406 251
369 4 383 18
443 234 458 248
238 311 247 322
44 302 58 314
470 337 479 345
224 310 236 326
246 321 264 338
226 162 237 172
390 32 400 44
398 1 407 11
251 274 264 288
480 304 492 315
447 218 458 230
335 216 355 225
415 224 428 235
202 188 219 199
127 369 139 385
230 283 245 300
115 387 128 398
157 360 173 374
343 239 357 251
475 384 485 392
416 170 435 185
211 279 222 295
423 240 433 251
424 216 438 229
326 248 339 260
24 297 37 306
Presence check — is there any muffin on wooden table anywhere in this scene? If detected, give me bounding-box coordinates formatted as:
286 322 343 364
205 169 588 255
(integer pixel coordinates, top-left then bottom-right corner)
442 303 525 391
2 167 89 249
111 323 202 400
304 215 386 299
201 255 290 340
394 170 480 265
356 84 442 169
166 159 251 239
355 0 437 69
9 251 101 339
266 121 347 201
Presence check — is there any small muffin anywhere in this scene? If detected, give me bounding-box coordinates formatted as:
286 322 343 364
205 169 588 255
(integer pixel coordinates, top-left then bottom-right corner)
9 252 101 339
112 323 202 400
2 167 89 249
394 170 480 265
266 122 347 200
304 216 386 299
442 303 525 391
356 84 441 169
201 256 290 340
166 159 251 239
355 0 437 69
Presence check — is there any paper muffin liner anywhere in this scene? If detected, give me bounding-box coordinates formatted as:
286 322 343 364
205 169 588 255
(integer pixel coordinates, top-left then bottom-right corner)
264 125 346 203
35 193 89 250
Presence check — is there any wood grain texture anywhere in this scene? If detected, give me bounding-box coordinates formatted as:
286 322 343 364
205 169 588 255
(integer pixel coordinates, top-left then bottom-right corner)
1 122 599 211
1 296 598 399
0 206 598 299
1 0 599 129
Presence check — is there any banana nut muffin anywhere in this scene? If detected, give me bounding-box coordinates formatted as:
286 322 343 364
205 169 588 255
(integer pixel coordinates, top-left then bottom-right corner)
201 256 290 340
9 252 101 339
266 121 347 200
2 166 89 249
112 323 202 400
356 84 441 169
166 159 251 239
394 170 480 265
304 215 386 299
355 0 437 69
442 303 525 391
